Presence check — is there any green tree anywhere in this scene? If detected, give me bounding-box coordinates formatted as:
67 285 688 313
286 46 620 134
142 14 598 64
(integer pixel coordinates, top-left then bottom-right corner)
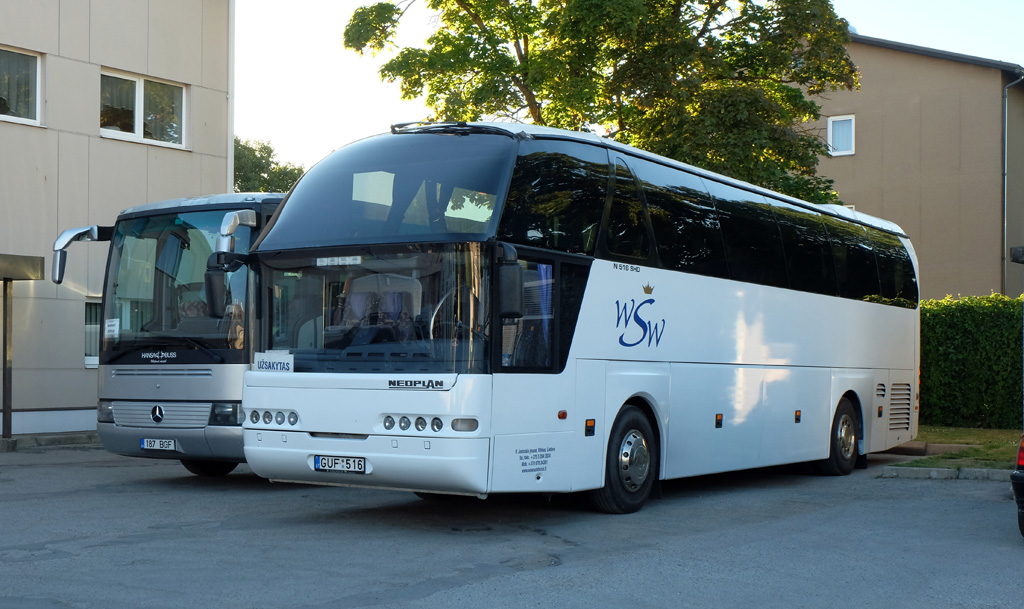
344 0 857 203
233 137 305 193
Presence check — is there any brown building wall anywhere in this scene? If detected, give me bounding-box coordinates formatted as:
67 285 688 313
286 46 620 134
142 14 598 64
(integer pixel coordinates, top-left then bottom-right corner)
816 41 1012 300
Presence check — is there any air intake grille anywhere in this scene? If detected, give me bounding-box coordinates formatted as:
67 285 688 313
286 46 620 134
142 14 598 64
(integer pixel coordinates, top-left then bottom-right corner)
876 384 886 398
112 368 213 378
888 384 912 431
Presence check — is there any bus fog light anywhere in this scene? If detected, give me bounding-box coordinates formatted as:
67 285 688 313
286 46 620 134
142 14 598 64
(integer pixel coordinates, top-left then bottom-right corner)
250 410 260 424
275 411 285 425
415 417 427 432
399 416 411 431
288 412 299 426
383 416 395 430
451 418 478 432
97 401 114 423
431 418 443 432
263 411 273 424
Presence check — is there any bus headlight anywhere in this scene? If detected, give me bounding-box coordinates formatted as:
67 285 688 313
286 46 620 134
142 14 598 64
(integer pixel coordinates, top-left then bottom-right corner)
431 417 443 432
97 401 114 423
399 416 411 431
210 403 242 426
383 416 395 430
415 417 427 432
250 410 260 424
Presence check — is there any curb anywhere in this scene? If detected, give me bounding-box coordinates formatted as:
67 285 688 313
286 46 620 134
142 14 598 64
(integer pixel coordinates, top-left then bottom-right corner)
880 465 1012 481
1 431 101 452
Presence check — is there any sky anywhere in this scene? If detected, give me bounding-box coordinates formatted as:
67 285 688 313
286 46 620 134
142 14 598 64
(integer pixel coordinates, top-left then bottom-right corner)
234 0 1024 170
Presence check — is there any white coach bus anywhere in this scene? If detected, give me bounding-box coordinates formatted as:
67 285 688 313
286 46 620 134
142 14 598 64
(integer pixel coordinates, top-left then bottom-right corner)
53 193 281 476
240 123 919 512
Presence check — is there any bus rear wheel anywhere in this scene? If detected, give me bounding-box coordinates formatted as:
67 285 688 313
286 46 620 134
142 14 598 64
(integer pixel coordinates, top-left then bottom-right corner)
589 406 656 514
815 398 858 476
181 460 239 477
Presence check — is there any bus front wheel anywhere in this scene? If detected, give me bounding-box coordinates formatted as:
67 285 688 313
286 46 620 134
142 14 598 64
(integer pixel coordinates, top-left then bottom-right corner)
181 459 239 477
589 406 657 514
815 398 858 476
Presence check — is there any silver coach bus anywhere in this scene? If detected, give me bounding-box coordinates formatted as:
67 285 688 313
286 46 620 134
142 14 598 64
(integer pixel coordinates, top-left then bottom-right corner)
53 193 280 476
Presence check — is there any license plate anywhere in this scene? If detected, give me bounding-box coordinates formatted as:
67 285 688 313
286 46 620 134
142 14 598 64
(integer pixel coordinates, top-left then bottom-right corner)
141 438 176 451
313 455 366 474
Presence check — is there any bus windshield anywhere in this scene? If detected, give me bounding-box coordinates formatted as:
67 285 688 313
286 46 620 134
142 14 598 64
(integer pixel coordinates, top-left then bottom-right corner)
261 243 490 374
254 132 516 251
102 209 251 363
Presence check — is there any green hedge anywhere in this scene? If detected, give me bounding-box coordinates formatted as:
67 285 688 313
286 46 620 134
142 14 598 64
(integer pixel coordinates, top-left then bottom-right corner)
920 294 1024 429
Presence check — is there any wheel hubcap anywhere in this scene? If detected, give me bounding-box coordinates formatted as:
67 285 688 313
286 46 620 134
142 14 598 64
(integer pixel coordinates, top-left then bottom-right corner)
837 413 856 460
616 429 650 492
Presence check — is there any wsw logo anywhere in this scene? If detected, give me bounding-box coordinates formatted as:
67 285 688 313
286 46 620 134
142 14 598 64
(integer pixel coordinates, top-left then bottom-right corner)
615 284 667 348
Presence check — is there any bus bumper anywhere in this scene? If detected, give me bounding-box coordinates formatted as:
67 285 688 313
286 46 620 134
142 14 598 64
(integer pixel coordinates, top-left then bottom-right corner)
98 422 244 461
244 430 490 495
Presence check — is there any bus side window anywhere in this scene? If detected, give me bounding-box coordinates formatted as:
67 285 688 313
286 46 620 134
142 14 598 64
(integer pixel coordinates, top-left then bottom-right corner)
824 218 881 302
501 261 554 370
771 199 838 296
603 160 651 260
497 140 608 256
868 227 918 307
707 182 788 289
630 157 728 279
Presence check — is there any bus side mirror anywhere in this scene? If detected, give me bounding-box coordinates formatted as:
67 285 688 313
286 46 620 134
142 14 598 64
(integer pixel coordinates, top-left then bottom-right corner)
205 252 247 319
205 260 227 319
51 225 113 285
52 250 67 286
497 243 523 320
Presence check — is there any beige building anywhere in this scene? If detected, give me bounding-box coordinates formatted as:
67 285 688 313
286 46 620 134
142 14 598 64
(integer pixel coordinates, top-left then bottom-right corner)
0 0 234 435
816 33 1024 300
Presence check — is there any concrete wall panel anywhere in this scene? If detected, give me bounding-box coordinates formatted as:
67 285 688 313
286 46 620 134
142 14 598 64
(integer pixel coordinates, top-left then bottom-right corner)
148 0 203 84
59 0 90 61
0 0 59 54
90 0 147 74
201 0 229 90
46 56 99 134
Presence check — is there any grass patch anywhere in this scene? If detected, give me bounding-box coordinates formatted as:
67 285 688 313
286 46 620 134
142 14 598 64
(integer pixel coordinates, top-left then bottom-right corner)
896 426 1022 470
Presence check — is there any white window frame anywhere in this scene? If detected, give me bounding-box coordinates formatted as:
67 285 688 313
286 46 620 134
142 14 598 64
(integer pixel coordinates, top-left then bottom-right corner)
100 69 187 149
827 115 855 156
0 44 42 127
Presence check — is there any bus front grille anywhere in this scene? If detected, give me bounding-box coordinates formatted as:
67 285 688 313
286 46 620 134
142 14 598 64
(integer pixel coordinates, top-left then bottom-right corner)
113 402 212 428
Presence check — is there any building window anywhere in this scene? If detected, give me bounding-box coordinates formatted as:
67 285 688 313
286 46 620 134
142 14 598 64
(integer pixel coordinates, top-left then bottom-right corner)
100 71 185 146
85 302 101 368
0 45 41 125
827 115 855 156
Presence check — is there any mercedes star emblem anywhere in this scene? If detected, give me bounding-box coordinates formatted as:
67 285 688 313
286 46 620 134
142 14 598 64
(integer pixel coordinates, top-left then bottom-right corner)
151 405 165 423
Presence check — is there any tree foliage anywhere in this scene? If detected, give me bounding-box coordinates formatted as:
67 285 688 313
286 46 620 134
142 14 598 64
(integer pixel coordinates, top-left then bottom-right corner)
233 137 305 193
344 0 858 203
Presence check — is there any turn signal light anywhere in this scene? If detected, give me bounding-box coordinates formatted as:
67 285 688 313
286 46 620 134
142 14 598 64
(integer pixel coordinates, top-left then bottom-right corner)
1016 435 1024 469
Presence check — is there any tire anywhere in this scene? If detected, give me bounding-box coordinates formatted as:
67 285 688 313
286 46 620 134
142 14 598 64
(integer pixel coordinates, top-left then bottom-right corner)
815 398 859 476
588 405 657 514
180 460 239 477
1018 510 1024 538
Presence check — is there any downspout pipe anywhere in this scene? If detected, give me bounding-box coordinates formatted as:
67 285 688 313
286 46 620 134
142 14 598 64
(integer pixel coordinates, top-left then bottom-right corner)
1002 70 1024 294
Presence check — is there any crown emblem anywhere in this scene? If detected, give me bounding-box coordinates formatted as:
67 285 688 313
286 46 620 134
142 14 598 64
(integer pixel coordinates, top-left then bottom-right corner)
642 283 654 294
